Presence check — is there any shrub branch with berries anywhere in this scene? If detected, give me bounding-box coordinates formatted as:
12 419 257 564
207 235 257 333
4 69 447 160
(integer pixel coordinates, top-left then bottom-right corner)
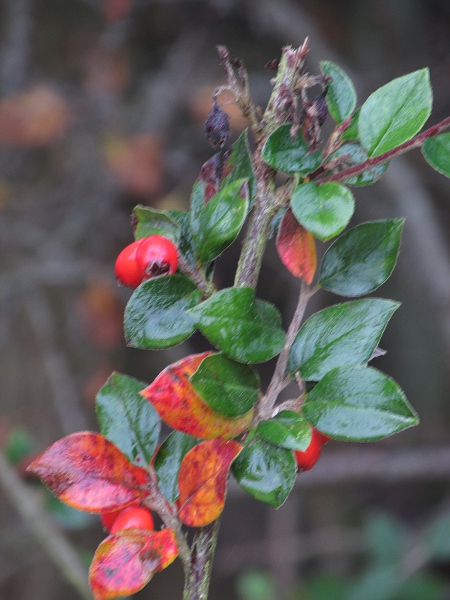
27 42 450 600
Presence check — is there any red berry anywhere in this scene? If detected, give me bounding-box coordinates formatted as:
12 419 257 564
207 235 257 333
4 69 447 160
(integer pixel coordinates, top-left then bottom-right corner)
114 240 143 288
110 506 154 534
136 235 178 280
295 427 328 472
100 509 122 532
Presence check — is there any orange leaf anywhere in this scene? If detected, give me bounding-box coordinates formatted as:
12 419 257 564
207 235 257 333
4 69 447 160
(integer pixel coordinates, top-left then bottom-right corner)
276 209 317 284
90 528 178 600
141 353 253 440
27 432 149 512
178 440 242 527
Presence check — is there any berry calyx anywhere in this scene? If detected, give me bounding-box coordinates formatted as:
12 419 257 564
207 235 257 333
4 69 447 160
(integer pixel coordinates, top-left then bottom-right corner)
114 239 144 288
295 426 329 472
110 506 154 534
135 235 178 279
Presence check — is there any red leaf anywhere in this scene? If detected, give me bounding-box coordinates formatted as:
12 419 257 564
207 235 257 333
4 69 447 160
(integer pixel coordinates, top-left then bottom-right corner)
141 353 253 440
276 209 317 284
178 439 242 527
27 432 149 512
90 528 178 600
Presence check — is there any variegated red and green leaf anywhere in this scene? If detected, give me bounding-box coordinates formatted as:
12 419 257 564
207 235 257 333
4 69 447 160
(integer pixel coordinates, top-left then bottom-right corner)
89 527 178 600
141 353 253 439
276 208 317 284
27 432 149 512
177 439 242 527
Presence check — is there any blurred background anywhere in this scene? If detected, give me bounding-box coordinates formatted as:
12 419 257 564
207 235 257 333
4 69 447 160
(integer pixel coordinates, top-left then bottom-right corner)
0 0 450 598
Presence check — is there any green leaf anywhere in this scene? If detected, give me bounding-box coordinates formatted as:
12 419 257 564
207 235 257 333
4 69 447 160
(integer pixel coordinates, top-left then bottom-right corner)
166 210 197 269
303 366 419 441
341 108 360 142
427 513 450 559
124 274 202 349
320 61 357 124
256 410 312 451
189 180 207 241
289 298 400 380
194 179 249 263
359 69 432 157
221 130 256 204
153 432 199 503
364 512 406 565
291 182 355 241
319 219 404 296
261 123 322 175
190 353 260 418
328 143 389 186
132 205 181 244
96 372 160 466
422 133 450 178
187 287 285 364
232 438 296 507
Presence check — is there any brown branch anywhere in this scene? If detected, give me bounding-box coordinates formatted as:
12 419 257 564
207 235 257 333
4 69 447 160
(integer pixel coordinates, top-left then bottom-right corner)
315 116 450 184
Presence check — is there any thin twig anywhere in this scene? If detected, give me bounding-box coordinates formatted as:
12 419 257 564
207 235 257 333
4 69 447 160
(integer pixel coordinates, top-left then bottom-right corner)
257 281 313 421
178 254 216 297
315 116 450 184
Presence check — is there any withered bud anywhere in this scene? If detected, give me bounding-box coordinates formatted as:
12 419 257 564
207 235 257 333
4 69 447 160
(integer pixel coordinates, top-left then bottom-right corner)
204 101 230 150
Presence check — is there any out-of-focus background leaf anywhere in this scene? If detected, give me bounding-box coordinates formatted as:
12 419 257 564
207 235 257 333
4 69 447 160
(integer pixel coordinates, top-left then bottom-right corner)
0 1 450 598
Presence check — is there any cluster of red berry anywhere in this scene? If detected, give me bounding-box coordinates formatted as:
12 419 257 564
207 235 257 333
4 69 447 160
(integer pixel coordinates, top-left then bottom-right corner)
295 426 330 472
114 235 329 476
101 505 154 534
115 235 178 288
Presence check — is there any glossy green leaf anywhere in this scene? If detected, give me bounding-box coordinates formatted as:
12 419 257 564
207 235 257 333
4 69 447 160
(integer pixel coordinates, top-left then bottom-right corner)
153 432 199 503
319 219 404 296
359 69 432 157
124 274 201 349
261 123 322 175
256 410 312 451
342 108 360 141
289 298 400 380
167 210 197 269
132 205 180 244
232 438 297 507
320 61 357 123
96 372 160 466
187 287 285 364
291 182 355 241
190 353 260 418
221 130 256 204
328 143 389 186
189 180 207 241
422 133 450 178
427 513 450 560
194 179 249 263
303 365 419 441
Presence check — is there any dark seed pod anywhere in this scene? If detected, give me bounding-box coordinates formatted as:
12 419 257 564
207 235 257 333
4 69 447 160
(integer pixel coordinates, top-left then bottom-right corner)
205 101 230 150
